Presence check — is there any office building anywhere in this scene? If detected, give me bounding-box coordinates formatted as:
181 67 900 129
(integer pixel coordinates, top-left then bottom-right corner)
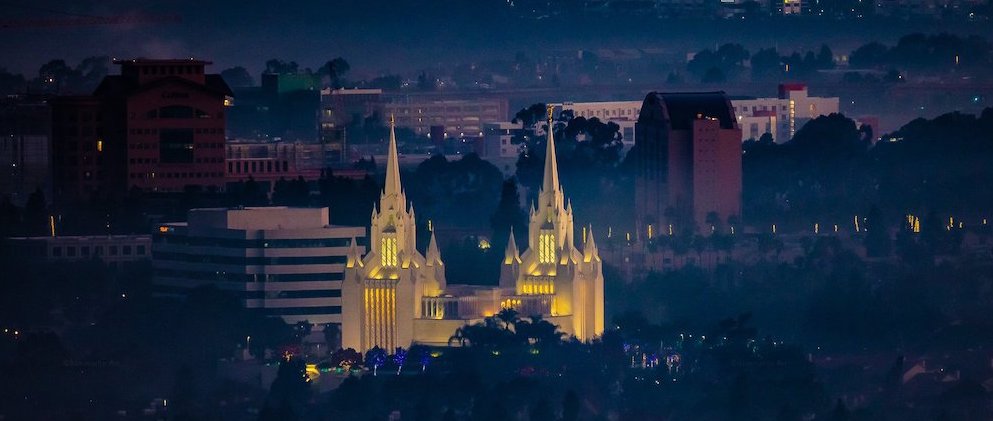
153 207 366 326
481 122 523 159
319 88 384 163
0 95 52 206
384 97 509 139
5 234 152 266
51 59 233 201
635 92 742 235
730 83 839 143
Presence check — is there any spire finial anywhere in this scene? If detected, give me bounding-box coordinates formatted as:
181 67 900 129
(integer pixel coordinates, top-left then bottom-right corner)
384 113 402 197
541 104 560 194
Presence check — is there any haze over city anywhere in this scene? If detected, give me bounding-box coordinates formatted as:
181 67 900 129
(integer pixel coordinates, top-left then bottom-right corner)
2 0 993 420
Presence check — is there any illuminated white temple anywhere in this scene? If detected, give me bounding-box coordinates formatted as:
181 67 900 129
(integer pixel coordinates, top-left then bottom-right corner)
342 110 603 352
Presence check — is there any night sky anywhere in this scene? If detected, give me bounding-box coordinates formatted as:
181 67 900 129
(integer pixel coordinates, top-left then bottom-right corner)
4 0 993 78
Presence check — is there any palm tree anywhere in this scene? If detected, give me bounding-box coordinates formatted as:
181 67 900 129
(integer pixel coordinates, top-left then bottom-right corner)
448 326 467 347
496 308 520 332
364 346 387 376
516 315 564 347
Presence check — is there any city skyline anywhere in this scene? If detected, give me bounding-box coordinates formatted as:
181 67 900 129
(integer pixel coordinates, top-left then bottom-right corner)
3 2 993 420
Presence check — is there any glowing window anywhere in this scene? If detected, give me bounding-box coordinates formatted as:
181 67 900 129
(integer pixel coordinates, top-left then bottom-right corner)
381 237 398 267
538 233 555 264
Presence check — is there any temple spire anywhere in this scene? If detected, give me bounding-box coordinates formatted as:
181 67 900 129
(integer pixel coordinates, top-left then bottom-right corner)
504 228 521 264
346 237 364 268
584 225 599 263
541 104 560 194
384 114 402 198
426 230 443 266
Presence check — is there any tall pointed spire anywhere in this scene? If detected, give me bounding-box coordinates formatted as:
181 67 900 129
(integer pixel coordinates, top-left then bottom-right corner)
346 237 364 268
541 104 560 194
584 225 599 263
504 228 521 264
426 230 443 266
384 114 402 197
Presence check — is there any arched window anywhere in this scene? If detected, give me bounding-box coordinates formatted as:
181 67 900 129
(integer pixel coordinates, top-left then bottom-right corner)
158 106 210 119
538 232 555 264
381 237 398 268
159 105 194 118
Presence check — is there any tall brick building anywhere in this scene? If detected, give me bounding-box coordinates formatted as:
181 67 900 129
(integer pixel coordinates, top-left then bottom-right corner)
52 59 232 202
634 92 741 236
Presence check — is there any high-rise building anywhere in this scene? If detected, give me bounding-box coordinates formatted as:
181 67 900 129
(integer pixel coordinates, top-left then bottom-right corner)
384 97 509 139
153 207 365 327
51 95 113 203
51 59 232 201
635 92 742 236
731 83 839 143
319 88 384 163
0 95 52 206
342 111 603 352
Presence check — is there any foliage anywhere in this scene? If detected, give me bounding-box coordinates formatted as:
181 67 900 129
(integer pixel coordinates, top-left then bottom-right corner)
365 346 388 375
490 177 528 252
687 44 749 82
220 66 254 88
330 347 363 370
406 153 505 229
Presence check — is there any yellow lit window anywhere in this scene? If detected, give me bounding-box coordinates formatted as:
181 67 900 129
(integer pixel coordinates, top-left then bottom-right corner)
381 237 398 267
538 233 555 264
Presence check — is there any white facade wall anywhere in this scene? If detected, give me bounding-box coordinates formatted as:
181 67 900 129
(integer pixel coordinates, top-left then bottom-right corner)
555 89 838 145
152 207 366 326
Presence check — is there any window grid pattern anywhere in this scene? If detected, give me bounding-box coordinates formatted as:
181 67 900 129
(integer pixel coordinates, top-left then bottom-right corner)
538 232 556 264
381 237 398 268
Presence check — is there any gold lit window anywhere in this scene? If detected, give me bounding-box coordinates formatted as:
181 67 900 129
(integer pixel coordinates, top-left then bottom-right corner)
381 237 398 267
538 233 555 264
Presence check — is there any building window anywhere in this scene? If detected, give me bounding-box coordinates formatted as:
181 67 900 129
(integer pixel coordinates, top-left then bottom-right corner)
160 128 195 163
538 232 555 264
381 237 398 268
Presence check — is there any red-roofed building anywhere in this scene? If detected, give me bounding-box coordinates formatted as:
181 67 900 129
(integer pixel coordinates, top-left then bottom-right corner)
52 59 232 202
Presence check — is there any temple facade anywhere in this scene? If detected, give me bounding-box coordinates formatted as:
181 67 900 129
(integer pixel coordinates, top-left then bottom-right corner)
342 111 603 352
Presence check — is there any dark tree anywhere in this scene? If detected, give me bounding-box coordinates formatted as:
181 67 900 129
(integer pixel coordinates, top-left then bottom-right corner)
220 66 255 88
561 390 580 421
529 399 554 421
22 188 48 236
490 178 527 253
512 103 548 128
264 357 310 418
0 67 27 95
751 48 782 80
265 59 300 74
863 205 892 257
320 57 351 88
